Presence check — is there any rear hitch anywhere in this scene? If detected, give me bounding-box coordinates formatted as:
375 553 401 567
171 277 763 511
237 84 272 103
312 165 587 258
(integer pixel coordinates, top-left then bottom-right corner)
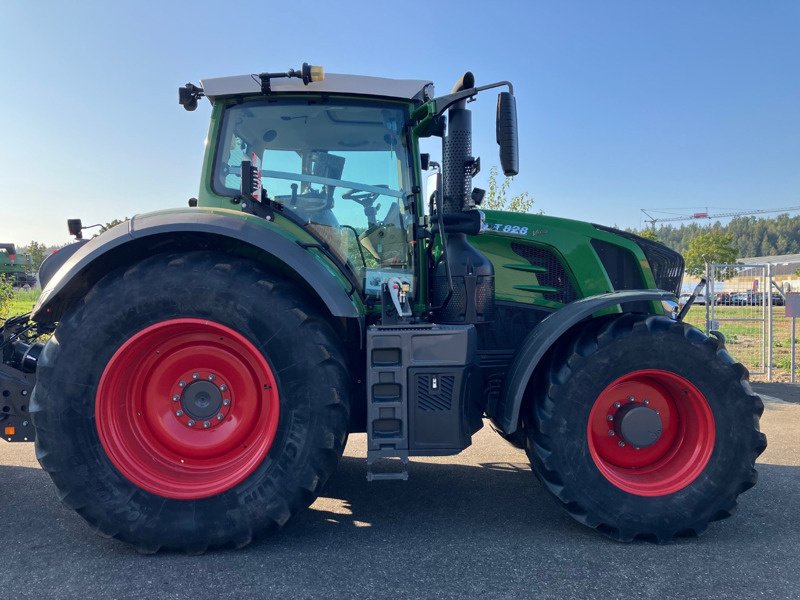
1 314 49 374
0 315 51 442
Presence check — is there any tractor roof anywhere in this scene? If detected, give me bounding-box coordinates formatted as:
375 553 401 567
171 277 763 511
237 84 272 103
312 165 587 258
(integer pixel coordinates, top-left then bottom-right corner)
200 73 433 104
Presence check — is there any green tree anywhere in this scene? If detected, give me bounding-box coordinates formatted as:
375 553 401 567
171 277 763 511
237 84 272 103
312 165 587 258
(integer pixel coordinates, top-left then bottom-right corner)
638 229 660 242
98 218 130 234
24 241 49 271
630 212 800 258
483 166 534 213
684 231 738 276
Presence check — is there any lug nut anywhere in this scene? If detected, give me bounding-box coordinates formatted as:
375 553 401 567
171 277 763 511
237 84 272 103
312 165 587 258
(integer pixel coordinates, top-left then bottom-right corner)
222 399 230 406
219 384 228 392
627 395 635 402
179 380 186 388
192 373 199 380
217 413 224 420
618 440 625 447
606 415 614 421
208 374 216 381
613 401 621 408
172 395 179 402
187 420 195 427
644 399 650 406
176 410 184 417
608 430 615 436
203 421 211 428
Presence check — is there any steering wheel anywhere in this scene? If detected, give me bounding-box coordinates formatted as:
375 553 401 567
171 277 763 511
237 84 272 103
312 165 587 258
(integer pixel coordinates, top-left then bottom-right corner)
342 186 388 207
343 185 389 226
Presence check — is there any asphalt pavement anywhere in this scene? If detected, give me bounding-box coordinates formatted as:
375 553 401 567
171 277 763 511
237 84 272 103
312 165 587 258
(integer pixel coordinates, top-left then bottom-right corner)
3 393 799 600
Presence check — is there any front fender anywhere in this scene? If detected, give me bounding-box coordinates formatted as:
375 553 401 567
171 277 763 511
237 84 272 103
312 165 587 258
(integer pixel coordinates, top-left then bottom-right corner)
492 290 675 435
33 208 364 328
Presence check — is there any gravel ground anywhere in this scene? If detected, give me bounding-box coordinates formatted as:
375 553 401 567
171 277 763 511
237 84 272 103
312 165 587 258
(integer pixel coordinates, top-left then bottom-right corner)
1 395 798 600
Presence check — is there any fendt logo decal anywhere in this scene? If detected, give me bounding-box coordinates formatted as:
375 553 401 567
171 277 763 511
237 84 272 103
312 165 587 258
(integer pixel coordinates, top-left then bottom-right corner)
486 223 548 236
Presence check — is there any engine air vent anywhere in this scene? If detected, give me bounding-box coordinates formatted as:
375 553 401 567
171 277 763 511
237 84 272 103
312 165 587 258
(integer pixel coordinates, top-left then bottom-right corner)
510 242 577 304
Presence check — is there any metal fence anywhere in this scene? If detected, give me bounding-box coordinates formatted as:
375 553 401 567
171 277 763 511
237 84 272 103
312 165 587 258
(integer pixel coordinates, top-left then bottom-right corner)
701 263 800 383
705 263 771 378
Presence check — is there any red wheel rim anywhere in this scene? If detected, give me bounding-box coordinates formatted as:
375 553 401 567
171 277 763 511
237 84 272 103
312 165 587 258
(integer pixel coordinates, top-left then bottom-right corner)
95 319 279 500
587 369 715 496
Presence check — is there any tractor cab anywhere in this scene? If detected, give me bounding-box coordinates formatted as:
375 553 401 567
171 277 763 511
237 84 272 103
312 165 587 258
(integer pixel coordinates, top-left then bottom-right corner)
187 69 437 308
212 95 416 297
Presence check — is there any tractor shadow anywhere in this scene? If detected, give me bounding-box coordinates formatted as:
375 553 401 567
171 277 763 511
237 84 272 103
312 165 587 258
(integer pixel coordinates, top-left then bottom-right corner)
277 441 800 553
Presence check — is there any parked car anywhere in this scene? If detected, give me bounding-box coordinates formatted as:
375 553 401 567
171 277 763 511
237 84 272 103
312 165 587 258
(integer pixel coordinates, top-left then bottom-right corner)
715 292 733 306
730 292 755 306
679 293 707 306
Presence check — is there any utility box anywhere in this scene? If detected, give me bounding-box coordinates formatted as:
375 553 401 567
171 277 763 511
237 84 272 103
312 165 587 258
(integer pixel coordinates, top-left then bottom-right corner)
786 293 800 318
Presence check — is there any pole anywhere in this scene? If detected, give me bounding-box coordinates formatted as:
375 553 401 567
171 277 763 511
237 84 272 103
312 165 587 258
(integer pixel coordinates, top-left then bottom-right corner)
705 262 712 333
792 317 796 384
766 264 773 382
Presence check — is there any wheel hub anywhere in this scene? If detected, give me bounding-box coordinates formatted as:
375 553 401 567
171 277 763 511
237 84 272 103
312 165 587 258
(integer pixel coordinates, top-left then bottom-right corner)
614 404 662 448
171 370 232 429
181 380 223 420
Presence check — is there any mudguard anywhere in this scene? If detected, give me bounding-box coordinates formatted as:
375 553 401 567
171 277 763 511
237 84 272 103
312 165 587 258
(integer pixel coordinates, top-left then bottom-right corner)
37 240 89 289
492 290 676 435
32 208 364 327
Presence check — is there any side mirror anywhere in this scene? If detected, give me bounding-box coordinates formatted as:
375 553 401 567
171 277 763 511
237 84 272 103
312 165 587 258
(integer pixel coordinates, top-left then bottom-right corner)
496 92 519 176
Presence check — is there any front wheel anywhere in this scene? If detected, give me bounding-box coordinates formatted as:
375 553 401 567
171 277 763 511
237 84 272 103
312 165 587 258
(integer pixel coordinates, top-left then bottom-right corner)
31 251 350 552
526 314 767 542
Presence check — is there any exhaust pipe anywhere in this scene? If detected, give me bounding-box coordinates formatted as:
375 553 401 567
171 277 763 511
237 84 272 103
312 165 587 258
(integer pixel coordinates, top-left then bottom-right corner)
432 72 495 324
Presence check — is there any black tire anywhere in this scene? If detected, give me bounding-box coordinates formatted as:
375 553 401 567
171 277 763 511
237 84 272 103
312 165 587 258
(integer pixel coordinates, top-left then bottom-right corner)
31 251 350 553
525 314 767 542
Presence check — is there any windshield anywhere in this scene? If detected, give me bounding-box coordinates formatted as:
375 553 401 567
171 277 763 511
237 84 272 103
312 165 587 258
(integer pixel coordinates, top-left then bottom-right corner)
214 98 415 297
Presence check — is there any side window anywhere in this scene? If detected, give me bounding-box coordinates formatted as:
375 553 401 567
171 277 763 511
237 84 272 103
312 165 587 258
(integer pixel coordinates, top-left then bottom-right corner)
223 134 245 190
261 150 303 197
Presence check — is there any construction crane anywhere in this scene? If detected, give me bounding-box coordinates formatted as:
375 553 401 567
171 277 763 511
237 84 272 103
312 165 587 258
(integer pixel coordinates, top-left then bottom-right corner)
641 205 800 229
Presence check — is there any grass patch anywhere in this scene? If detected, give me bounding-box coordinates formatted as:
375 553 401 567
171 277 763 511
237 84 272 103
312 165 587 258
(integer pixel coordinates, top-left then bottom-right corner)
1 288 41 320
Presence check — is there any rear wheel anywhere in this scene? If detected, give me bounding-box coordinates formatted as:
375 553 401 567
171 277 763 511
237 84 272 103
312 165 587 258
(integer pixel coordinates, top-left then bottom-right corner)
31 251 350 552
525 314 766 542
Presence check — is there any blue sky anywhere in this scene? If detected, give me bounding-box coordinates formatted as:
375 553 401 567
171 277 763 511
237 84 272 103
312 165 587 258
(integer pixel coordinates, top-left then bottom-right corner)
1 0 798 244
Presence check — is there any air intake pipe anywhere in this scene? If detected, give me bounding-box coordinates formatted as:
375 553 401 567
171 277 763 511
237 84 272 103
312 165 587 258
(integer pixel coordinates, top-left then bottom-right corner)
432 72 495 324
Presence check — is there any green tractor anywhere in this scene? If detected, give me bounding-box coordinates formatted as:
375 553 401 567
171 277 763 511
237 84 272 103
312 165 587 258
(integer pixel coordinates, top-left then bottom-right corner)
0 64 765 552
0 244 36 288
